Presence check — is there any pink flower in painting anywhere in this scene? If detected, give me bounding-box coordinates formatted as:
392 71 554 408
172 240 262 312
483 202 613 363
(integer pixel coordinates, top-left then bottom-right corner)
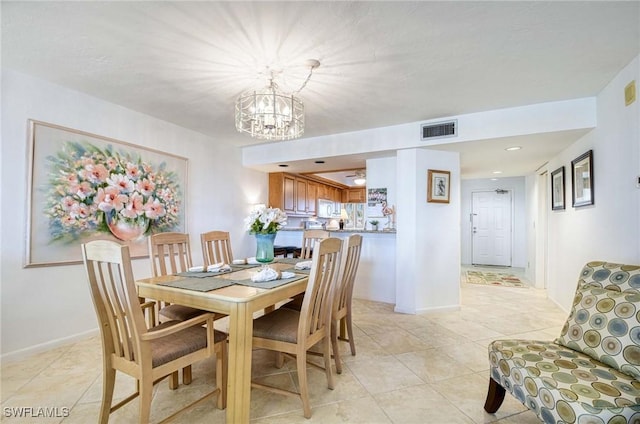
75 181 94 200
83 163 109 184
144 198 166 219
136 178 156 197
61 215 76 226
96 186 127 212
105 156 119 170
120 193 145 219
125 163 142 181
61 196 76 211
70 202 90 219
62 171 78 186
107 174 134 193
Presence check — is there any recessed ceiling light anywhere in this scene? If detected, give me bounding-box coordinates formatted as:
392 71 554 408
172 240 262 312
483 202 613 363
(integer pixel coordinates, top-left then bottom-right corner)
314 160 325 164
492 171 502 174
505 146 522 151
490 178 499 181
278 164 289 167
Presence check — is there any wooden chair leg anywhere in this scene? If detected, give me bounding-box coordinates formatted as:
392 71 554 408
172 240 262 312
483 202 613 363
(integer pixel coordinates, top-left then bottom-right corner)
215 342 228 410
100 367 116 424
345 314 356 356
331 322 343 374
323 339 335 389
275 352 285 368
182 365 192 385
297 350 312 419
139 379 154 424
169 371 179 390
484 377 506 413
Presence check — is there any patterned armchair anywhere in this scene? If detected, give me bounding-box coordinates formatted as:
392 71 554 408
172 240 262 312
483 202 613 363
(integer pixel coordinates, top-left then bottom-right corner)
484 261 640 423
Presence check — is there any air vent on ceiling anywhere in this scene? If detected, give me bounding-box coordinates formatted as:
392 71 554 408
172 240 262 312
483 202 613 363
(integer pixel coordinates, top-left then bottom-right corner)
421 119 457 140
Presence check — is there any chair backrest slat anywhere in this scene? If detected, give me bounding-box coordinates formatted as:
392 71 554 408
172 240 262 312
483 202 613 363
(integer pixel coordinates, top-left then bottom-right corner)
83 240 147 365
148 232 193 277
335 235 363 316
299 238 342 340
201 231 233 266
300 230 330 259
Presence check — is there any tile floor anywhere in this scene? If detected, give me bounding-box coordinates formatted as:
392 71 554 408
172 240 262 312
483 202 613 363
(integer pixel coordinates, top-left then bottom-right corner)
1 266 569 423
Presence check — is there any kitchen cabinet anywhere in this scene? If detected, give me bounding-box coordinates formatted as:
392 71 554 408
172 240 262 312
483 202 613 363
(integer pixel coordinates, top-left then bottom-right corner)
342 188 366 203
270 173 349 216
306 181 318 215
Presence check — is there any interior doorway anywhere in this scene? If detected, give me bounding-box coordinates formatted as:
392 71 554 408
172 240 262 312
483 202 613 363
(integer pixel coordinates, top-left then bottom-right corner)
471 189 513 266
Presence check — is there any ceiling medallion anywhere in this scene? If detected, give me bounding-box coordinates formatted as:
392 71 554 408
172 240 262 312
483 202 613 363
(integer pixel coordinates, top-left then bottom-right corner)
235 60 320 141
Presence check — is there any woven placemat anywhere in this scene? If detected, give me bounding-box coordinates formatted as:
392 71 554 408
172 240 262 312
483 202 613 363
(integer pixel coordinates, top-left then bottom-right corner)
158 276 235 292
233 274 307 289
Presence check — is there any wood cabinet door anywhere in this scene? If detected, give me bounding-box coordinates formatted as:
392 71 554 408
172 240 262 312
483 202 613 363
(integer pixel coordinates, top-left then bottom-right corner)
295 178 308 214
307 181 318 215
283 175 296 213
344 188 366 203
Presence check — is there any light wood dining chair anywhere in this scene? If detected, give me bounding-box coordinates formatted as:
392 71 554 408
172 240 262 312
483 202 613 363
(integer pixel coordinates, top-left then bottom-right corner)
251 237 343 418
148 232 208 323
200 230 233 266
82 240 227 424
148 232 210 387
284 234 363 374
294 229 330 259
330 234 363 373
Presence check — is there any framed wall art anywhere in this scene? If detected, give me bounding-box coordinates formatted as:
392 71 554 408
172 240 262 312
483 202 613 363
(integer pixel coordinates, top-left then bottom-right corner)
571 150 594 208
427 169 450 203
25 120 188 267
550 166 565 210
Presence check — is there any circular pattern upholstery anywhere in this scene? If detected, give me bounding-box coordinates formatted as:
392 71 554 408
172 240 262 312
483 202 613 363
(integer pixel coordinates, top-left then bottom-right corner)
489 339 640 423
557 286 640 380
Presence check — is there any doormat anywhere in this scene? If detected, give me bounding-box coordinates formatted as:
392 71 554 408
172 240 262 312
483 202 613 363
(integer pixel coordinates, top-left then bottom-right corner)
465 271 527 288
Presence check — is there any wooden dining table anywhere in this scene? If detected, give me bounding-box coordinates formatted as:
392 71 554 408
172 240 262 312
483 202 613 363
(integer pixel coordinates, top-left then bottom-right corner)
135 262 308 424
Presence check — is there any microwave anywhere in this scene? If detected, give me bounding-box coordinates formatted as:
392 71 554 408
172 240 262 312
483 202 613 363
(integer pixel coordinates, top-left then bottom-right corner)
317 199 339 218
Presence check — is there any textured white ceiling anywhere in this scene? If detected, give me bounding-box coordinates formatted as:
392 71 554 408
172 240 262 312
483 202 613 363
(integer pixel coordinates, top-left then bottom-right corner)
3 1 639 178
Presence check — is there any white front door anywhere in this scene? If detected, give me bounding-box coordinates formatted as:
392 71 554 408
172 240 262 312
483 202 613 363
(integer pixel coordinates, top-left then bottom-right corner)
472 190 512 266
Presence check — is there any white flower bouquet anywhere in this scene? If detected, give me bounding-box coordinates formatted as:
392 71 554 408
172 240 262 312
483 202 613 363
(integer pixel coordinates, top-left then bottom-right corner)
244 205 287 234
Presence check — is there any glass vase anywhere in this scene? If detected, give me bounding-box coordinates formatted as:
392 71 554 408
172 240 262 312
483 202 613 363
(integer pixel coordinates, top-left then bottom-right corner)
255 233 276 266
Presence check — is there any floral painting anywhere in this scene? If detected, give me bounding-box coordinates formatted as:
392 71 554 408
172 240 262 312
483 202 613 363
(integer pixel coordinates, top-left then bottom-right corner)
26 121 187 267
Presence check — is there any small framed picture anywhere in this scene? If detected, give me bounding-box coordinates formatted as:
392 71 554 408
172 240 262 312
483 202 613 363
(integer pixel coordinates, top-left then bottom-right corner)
571 150 594 207
551 166 565 210
427 169 450 203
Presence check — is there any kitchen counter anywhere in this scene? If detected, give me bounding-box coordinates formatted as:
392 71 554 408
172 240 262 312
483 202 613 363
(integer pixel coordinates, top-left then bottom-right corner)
274 228 396 304
280 228 396 234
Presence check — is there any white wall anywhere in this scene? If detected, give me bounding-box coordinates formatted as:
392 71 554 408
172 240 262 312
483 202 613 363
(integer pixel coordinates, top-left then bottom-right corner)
460 177 527 268
544 56 640 312
0 70 267 357
395 148 461 314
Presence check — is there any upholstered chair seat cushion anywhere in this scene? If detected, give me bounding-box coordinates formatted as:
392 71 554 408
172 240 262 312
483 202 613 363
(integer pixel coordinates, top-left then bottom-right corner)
158 304 207 322
253 308 300 344
489 339 640 423
149 321 227 368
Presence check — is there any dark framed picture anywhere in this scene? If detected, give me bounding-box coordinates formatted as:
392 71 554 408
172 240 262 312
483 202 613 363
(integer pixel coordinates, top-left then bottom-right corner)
551 166 565 210
427 169 450 203
571 150 594 207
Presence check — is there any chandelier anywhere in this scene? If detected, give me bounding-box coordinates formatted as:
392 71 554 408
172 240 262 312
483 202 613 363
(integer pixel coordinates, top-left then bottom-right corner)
235 60 319 141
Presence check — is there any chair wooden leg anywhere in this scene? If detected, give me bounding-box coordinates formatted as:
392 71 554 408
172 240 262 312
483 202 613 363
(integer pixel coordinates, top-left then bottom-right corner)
216 342 228 410
100 367 116 424
331 322 343 374
169 371 179 390
323 339 335 390
345 314 356 356
484 377 506 413
139 379 153 424
182 365 192 385
275 352 285 368
296 350 312 418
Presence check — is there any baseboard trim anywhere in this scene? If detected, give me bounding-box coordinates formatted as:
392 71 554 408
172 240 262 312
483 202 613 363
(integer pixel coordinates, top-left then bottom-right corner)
394 304 461 314
1 328 99 363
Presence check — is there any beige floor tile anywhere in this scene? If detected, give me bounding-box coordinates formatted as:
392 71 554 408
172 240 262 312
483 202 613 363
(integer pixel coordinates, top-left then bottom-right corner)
345 355 424 395
368 329 432 355
375 384 474 424
432 341 489 373
395 349 476 383
431 372 528 423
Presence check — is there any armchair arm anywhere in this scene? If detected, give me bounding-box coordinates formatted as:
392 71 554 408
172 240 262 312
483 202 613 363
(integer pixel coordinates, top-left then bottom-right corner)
140 313 215 341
